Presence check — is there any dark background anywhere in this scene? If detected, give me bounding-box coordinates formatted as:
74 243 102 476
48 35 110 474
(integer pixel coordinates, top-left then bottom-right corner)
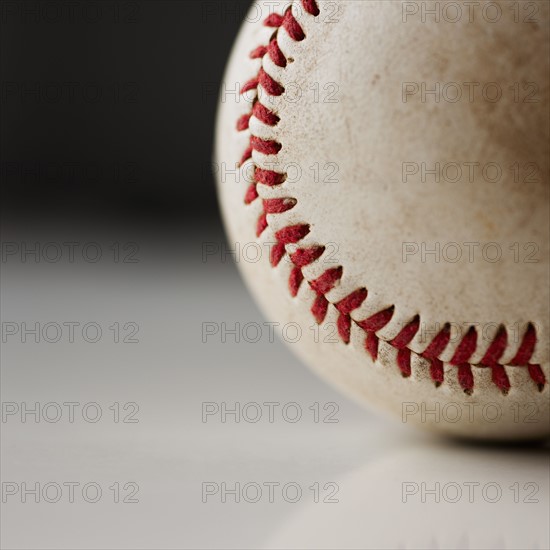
0 0 252 228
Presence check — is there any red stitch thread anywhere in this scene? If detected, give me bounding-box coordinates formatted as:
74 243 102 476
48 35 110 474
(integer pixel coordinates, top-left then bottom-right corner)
263 198 296 214
422 324 451 359
491 364 511 394
510 323 536 365
336 288 368 343
256 213 268 237
264 13 284 27
276 224 310 244
309 267 342 324
271 242 287 267
255 167 285 186
450 327 477 393
242 77 259 94
231 0 544 393
253 102 280 126
450 327 477 365
480 326 510 394
312 294 329 324
288 246 325 297
239 146 252 166
237 114 251 131
244 183 258 204
357 307 395 332
268 39 287 67
391 316 420 349
283 8 306 41
429 359 445 386
336 288 368 315
528 364 546 391
365 332 379 361
481 326 507 365
289 268 304 297
302 0 321 15
391 317 420 377
251 135 282 155
259 67 285 95
396 349 412 377
337 314 352 344
310 267 343 294
357 307 395 361
290 246 325 267
250 45 267 59
458 364 474 395
421 324 451 386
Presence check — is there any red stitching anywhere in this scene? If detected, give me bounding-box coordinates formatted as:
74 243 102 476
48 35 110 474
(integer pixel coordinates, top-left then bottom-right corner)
244 183 258 204
450 326 477 365
253 102 280 126
422 324 451 359
421 325 450 387
268 39 287 67
510 323 536 365
480 325 507 365
390 317 420 377
302 0 320 16
289 268 304 297
263 198 296 214
458 365 474 395
290 246 325 267
264 13 284 27
528 364 546 391
241 77 259 94
251 135 282 156
256 213 268 237
259 67 285 95
255 167 285 186
356 307 395 332
335 288 368 343
282 8 307 41
236 114 251 131
480 326 511 394
233 0 545 394
250 45 268 59
310 266 343 295
276 224 310 244
239 145 253 166
357 306 395 361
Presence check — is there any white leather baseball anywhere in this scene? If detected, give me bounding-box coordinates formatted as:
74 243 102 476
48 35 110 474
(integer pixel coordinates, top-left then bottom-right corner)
215 0 549 439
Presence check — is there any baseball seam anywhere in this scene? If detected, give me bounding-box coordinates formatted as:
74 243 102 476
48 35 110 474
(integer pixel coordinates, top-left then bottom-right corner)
234 0 545 395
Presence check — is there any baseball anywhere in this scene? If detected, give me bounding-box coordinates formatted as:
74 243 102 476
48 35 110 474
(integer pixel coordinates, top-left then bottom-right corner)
215 0 549 439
